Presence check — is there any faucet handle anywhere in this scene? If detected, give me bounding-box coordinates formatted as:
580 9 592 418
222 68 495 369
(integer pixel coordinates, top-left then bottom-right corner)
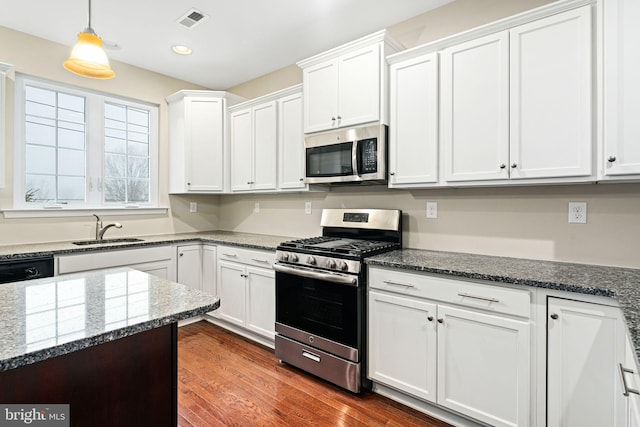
93 214 101 222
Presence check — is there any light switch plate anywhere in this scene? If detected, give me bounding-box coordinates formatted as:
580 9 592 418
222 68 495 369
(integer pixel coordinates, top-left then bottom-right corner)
305 202 312 215
189 202 197 213
254 202 260 213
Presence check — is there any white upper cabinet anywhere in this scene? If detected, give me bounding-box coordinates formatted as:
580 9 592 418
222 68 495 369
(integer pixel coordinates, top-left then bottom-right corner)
230 101 277 192
228 85 305 193
509 6 593 180
441 6 593 185
278 90 306 190
298 30 402 134
388 52 440 188
442 32 509 183
167 90 243 193
602 0 640 178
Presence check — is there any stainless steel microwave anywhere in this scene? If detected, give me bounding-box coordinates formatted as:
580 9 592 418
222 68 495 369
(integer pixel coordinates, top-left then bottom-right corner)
304 123 387 184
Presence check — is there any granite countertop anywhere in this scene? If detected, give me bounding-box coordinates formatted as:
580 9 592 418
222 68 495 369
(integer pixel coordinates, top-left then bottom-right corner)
0 230 292 260
0 267 220 372
367 249 640 358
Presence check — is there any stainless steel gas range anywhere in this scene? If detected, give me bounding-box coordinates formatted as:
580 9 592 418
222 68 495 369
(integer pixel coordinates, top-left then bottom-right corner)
273 208 402 393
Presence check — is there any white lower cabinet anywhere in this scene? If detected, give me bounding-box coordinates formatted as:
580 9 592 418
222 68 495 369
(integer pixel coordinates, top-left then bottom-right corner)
214 246 275 344
368 267 531 427
546 297 627 427
176 244 202 290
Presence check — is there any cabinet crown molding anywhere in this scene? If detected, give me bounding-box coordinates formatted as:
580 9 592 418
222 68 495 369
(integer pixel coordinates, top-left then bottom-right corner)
297 29 403 69
387 0 595 64
165 90 245 106
228 84 302 112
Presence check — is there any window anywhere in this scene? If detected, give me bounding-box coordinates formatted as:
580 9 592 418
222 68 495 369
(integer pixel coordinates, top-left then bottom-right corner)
14 75 158 210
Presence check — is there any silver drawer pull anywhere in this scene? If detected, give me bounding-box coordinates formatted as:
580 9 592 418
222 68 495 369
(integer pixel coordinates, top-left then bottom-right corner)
302 350 321 363
222 253 238 257
383 280 415 288
458 293 500 303
620 364 640 396
251 258 270 264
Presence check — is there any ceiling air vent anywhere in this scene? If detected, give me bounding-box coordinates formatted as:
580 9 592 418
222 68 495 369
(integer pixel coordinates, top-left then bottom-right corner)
177 9 208 29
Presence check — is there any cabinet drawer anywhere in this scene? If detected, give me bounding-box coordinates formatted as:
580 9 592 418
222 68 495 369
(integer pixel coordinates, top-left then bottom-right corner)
369 267 530 318
217 246 275 269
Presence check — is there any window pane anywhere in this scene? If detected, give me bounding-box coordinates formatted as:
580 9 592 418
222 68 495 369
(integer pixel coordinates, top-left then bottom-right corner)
105 118 126 130
58 128 84 150
58 93 84 114
105 153 126 178
128 157 148 178
104 178 126 202
25 175 55 202
127 179 149 202
58 149 85 176
58 109 84 124
26 100 55 119
26 145 56 174
128 141 148 156
105 127 126 140
105 103 126 121
25 86 55 105
105 137 126 154
127 130 148 143
57 176 85 201
26 121 56 146
128 108 149 127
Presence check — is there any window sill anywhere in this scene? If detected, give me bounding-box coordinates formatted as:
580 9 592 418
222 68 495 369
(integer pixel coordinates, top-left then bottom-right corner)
2 207 169 219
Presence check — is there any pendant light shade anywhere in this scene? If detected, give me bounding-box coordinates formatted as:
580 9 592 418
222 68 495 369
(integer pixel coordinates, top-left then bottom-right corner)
63 0 115 79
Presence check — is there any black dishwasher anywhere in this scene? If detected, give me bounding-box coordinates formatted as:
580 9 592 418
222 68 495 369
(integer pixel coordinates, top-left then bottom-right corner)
0 255 55 284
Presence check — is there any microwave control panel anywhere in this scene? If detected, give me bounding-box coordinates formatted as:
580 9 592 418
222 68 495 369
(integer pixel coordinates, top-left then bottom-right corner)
358 138 378 174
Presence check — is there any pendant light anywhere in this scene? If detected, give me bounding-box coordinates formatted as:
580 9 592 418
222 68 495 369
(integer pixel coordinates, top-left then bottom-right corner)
63 0 115 79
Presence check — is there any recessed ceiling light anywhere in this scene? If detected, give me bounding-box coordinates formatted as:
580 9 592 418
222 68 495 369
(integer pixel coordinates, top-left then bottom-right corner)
172 45 193 55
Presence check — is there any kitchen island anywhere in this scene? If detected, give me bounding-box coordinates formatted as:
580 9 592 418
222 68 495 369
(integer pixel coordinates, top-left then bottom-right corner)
0 267 220 427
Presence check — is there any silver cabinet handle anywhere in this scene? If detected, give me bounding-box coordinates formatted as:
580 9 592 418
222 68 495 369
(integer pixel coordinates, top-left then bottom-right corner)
222 253 238 258
458 293 499 303
336 115 342 120
302 350 321 363
550 313 559 320
511 163 518 168
331 117 336 121
620 364 640 396
608 156 617 163
427 316 434 322
384 280 415 288
499 164 506 169
437 318 444 324
251 258 270 264
179 253 184 257
389 172 395 176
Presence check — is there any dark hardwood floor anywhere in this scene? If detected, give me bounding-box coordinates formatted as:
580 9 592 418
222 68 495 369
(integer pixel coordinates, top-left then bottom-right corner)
177 321 452 427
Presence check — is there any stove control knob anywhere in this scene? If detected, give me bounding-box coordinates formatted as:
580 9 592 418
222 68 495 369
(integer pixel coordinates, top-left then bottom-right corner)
307 256 316 265
280 253 289 261
290 254 299 263
327 259 336 269
338 261 348 271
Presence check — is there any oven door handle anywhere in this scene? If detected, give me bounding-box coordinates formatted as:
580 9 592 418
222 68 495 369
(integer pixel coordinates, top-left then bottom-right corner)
273 263 358 286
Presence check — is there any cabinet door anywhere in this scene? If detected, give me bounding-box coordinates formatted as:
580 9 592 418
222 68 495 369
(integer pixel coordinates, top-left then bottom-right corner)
303 60 339 133
547 297 625 427
186 98 224 191
278 92 306 189
252 101 277 191
230 109 253 191
217 260 246 327
509 6 592 180
245 266 275 340
202 246 216 293
176 245 202 291
368 291 437 403
624 335 640 427
436 304 530 427
338 44 381 128
388 53 439 187
442 32 509 182
603 0 640 176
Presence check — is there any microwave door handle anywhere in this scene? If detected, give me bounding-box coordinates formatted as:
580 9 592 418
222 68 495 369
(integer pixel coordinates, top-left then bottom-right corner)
352 140 360 177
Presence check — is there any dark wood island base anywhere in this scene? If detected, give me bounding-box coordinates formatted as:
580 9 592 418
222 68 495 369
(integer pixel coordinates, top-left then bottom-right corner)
0 323 178 427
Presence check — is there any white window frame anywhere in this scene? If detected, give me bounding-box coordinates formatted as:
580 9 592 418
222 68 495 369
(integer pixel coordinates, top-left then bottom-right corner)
0 62 13 189
9 74 162 217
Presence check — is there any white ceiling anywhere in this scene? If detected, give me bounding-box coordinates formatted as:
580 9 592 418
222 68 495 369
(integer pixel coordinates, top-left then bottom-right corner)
0 0 453 89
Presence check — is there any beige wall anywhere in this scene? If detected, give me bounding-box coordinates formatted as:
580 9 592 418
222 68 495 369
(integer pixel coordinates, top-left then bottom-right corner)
221 0 640 269
0 26 220 245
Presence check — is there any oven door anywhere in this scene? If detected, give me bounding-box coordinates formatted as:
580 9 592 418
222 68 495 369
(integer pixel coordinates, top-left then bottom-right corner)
274 263 361 358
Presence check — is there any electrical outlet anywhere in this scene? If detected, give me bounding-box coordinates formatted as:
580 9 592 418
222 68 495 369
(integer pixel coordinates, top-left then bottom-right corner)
426 201 438 219
568 202 587 224
305 202 312 215
254 202 260 213
189 202 197 213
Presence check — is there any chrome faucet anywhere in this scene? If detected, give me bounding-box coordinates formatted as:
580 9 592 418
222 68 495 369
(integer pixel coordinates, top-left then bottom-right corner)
93 214 122 240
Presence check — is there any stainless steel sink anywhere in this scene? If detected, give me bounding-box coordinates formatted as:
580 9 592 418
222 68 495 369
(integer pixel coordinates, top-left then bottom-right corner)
71 238 144 246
